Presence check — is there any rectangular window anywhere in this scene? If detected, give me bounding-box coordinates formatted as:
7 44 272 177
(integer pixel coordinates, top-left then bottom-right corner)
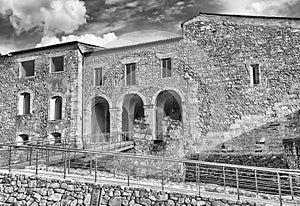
19 93 30 115
20 60 35 77
251 64 260 85
162 58 172 78
94 68 103 86
126 63 136 86
51 56 64 72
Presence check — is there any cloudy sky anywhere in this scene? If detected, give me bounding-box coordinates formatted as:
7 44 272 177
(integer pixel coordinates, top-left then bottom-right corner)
0 0 299 54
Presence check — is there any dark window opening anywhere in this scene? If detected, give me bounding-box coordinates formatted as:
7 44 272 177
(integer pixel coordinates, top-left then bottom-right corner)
126 63 136 86
53 96 62 120
19 134 29 145
51 56 64 72
162 58 171 78
251 64 260 85
20 60 34 77
94 68 103 86
21 93 30 115
52 132 62 144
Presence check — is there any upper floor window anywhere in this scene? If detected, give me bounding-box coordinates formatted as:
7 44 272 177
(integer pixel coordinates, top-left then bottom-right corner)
20 60 34 77
125 63 136 86
251 64 260 85
94 68 103 86
50 96 62 120
51 56 64 72
19 93 30 115
161 58 172 78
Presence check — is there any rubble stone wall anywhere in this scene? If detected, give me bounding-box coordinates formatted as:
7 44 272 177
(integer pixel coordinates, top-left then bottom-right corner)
0 172 264 206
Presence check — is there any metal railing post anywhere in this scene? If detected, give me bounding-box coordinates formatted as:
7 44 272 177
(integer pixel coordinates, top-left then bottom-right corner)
255 170 258 197
222 167 226 192
289 174 294 200
108 137 110 151
90 156 92 175
29 147 32 166
95 158 98 182
236 168 240 200
67 151 70 173
277 172 282 206
127 174 130 186
93 134 96 151
35 148 38 175
8 146 12 172
113 155 116 178
161 158 165 192
63 151 66 179
46 149 49 172
196 163 201 196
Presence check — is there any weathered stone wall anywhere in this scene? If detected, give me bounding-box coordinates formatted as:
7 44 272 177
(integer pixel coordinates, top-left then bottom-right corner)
0 43 88 146
3 14 300 155
83 38 201 143
0 172 266 206
0 55 18 144
182 13 300 153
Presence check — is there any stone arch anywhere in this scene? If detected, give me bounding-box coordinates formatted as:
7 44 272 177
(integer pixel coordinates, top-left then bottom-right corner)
151 87 185 106
116 91 147 108
154 90 183 140
90 96 110 142
120 93 145 137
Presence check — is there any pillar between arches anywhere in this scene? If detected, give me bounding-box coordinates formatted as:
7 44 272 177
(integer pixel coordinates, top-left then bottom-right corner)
144 104 154 139
109 107 122 133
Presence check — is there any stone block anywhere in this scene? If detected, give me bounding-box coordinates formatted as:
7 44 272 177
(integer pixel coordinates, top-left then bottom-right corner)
84 193 91 205
48 193 62 202
109 197 121 206
0 193 9 202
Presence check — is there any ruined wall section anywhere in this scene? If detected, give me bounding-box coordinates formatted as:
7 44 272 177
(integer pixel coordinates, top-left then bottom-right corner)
183 14 300 152
0 44 82 144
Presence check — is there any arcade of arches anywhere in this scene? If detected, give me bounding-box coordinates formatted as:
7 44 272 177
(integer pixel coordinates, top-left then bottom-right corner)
87 90 183 140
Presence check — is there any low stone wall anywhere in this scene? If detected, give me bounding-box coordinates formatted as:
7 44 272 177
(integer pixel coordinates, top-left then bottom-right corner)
0 172 276 206
190 153 289 169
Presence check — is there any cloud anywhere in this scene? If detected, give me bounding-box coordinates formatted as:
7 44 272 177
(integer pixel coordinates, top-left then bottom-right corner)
86 0 224 35
104 30 181 48
36 33 117 47
0 38 17 54
246 0 300 16
0 0 87 35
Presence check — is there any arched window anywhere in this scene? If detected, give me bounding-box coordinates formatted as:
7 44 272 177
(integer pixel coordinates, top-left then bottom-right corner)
50 96 62 120
19 93 30 115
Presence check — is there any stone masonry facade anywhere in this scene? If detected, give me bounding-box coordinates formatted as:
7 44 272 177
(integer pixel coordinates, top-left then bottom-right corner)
1 13 300 154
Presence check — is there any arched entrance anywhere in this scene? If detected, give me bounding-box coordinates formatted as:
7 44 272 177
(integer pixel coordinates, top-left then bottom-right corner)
122 94 145 137
155 90 182 140
91 97 110 140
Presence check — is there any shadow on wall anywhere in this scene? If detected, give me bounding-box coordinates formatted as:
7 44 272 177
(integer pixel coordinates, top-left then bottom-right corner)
213 110 300 154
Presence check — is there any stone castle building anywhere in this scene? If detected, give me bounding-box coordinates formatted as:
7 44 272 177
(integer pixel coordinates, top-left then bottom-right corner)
1 12 300 154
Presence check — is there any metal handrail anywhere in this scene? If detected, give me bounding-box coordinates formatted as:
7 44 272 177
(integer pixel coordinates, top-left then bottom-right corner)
1 143 300 206
1 143 299 176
